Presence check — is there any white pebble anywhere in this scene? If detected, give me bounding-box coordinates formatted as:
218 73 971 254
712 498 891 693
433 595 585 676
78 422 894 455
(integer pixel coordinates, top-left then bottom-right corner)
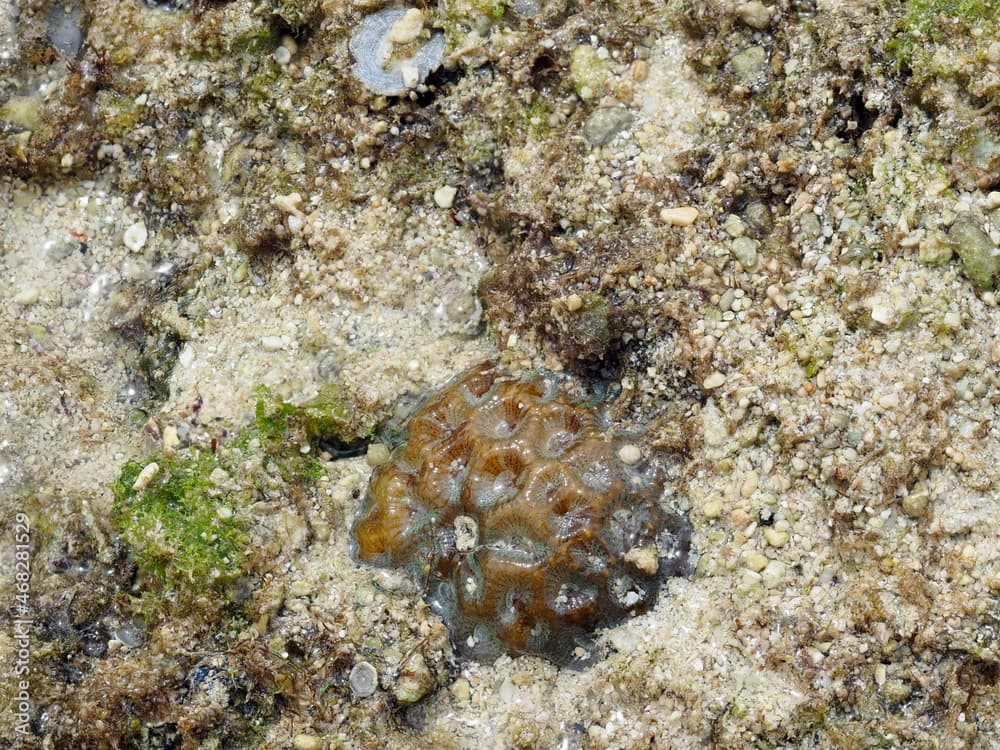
761 560 786 587
618 444 642 464
14 286 40 305
433 184 457 208
260 335 285 352
870 303 893 326
702 371 726 390
123 221 148 251
565 293 583 311
162 425 180 449
624 545 659 575
273 192 304 214
764 528 789 547
737 1 773 29
659 206 699 226
132 462 159 491
273 45 291 64
178 343 195 369
281 35 299 57
400 64 420 88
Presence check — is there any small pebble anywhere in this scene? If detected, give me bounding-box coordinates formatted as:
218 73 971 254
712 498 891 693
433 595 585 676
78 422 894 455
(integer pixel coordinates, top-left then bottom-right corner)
763 528 789 547
902 487 929 518
624 545 659 575
745 552 768 572
740 471 759 499
162 425 180 449
737 1 773 29
499 678 515 702
260 336 285 352
731 237 759 268
723 214 746 237
280 35 298 57
392 652 435 704
565 293 584 312
273 45 292 64
273 192 304 215
766 284 790 312
761 560 786 587
349 661 379 697
878 391 900 409
730 45 768 77
292 735 322 750
659 206 699 226
583 106 633 146
14 286 40 305
178 344 195 368
702 497 724 519
451 677 471 701
703 371 726 390
113 623 143 648
949 214 998 289
208 467 230 486
123 221 148 252
618 444 642 465
132 461 159 491
433 185 457 209
366 442 391 466
400 64 420 88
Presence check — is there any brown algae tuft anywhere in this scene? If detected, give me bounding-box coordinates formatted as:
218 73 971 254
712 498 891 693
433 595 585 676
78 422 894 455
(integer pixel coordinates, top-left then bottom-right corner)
351 362 692 667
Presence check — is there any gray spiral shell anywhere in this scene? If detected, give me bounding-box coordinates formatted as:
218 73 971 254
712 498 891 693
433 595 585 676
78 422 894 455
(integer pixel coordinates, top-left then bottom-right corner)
349 8 445 96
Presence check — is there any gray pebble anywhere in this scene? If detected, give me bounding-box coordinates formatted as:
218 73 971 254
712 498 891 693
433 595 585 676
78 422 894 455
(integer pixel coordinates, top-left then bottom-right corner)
349 661 379 697
584 106 633 147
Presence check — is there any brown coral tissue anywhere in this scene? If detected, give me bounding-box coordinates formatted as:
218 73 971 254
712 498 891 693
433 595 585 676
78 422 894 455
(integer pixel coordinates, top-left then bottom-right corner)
351 363 692 668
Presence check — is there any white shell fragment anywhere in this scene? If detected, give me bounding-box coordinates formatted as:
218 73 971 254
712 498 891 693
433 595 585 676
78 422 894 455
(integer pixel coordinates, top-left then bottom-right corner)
132 461 159 491
349 661 379 698
350 7 445 96
123 221 148 251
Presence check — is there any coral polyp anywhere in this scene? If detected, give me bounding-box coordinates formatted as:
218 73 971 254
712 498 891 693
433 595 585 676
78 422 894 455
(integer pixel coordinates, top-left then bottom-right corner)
351 363 691 667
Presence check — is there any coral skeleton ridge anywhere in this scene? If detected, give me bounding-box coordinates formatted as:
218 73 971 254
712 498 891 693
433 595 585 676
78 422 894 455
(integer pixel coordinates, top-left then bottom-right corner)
352 363 691 666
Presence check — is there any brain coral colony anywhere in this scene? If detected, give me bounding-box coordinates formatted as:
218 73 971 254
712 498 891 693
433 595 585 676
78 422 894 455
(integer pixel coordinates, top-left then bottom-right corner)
351 363 691 667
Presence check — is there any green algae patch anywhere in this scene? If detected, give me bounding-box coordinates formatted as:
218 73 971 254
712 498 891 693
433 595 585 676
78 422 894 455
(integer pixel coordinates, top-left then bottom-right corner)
112 452 248 586
95 90 145 141
113 383 374 593
299 383 378 445
235 383 374 467
888 0 1000 84
570 44 610 98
